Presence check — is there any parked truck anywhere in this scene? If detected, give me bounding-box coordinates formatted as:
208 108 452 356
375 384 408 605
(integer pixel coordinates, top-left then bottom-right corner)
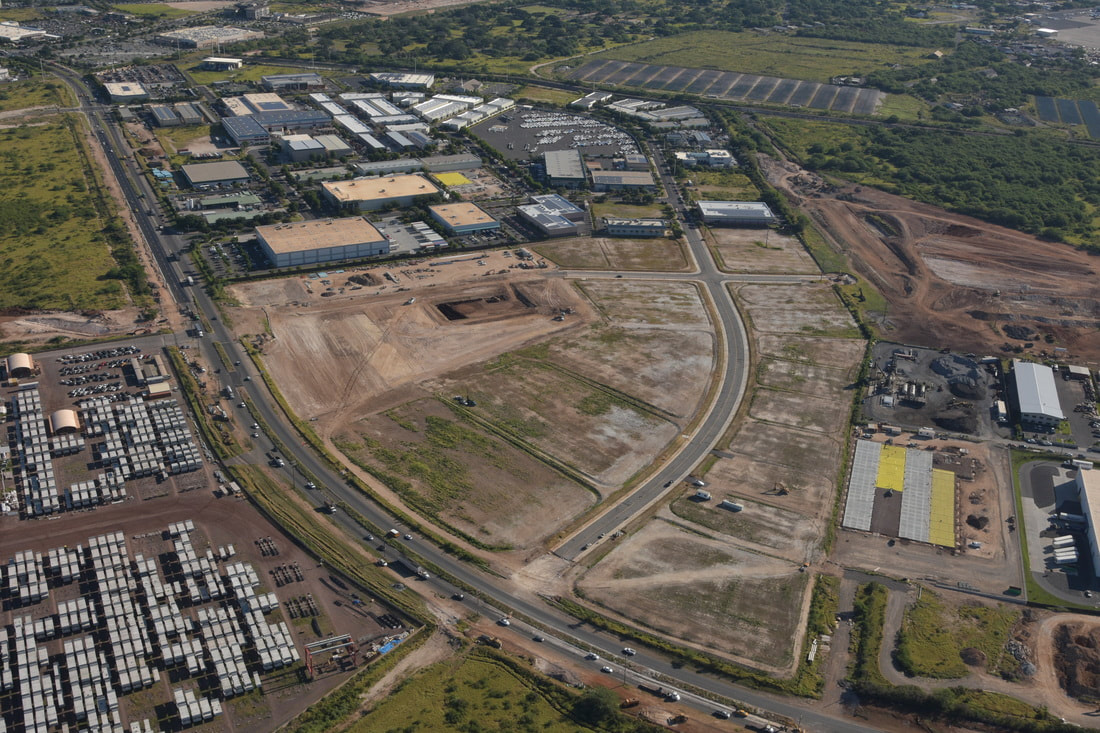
386 528 400 538
1053 536 1076 549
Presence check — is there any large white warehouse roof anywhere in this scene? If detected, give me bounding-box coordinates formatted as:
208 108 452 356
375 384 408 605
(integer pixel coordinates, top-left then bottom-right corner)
1013 360 1064 420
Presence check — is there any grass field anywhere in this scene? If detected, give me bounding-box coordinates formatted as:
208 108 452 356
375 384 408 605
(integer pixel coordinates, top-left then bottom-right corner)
591 30 938 83
591 201 665 220
895 590 1019 679
0 119 130 310
111 2 197 17
350 652 604 733
0 78 73 113
688 168 759 201
155 124 211 155
0 8 45 21
514 85 579 107
184 62 326 86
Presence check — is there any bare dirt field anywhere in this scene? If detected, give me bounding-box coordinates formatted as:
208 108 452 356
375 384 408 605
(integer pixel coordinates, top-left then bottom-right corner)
708 227 819 274
735 282 860 337
538 323 714 419
577 518 809 672
229 259 595 426
577 279 710 326
432 357 679 488
335 396 596 549
762 155 1100 361
536 237 690 271
756 334 866 369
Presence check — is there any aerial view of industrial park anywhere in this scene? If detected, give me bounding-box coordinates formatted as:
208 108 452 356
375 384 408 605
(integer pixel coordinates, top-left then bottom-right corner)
0 0 1099 730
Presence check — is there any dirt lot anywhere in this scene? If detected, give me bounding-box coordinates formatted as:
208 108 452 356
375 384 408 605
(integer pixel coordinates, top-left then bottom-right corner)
578 518 810 673
536 237 691 271
735 282 860 337
708 227 819 274
762 154 1100 361
336 397 596 549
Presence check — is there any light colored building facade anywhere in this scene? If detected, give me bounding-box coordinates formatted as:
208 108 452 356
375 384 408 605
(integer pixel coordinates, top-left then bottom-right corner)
321 174 440 211
1012 360 1065 426
256 218 389 267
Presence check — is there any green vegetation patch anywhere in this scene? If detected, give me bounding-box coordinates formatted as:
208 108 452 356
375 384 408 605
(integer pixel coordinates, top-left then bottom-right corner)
0 119 134 310
895 590 1019 679
111 2 196 18
351 650 658 732
686 168 759 202
763 116 1100 248
155 124 211 155
0 78 72 113
515 85 579 107
593 30 939 83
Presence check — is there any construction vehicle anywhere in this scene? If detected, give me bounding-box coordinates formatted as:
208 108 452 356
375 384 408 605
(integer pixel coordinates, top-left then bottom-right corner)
620 698 639 709
477 635 502 648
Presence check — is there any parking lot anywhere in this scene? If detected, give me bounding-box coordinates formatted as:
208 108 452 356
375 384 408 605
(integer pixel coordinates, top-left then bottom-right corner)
471 107 639 162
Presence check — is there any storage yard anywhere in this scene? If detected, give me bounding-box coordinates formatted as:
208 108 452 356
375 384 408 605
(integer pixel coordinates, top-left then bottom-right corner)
471 108 639 161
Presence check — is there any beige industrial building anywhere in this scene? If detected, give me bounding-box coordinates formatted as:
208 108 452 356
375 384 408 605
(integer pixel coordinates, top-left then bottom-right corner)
256 218 390 267
321 175 440 212
5 353 34 379
48 409 80 434
429 203 499 234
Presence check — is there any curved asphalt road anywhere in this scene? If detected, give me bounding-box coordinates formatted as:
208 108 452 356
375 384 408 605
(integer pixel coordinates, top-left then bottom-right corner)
54 69 878 732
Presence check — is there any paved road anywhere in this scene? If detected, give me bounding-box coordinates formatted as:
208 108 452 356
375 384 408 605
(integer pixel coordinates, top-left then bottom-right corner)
50 68 888 732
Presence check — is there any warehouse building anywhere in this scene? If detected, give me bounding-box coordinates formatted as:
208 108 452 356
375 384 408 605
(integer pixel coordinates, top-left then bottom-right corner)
591 170 656 192
530 194 585 222
5 352 34 379
421 153 481 172
195 193 261 211
200 56 243 71
149 104 181 127
1078 468 1100 573
313 134 352 157
429 203 499 234
370 72 435 89
1011 360 1065 427
518 204 579 237
544 150 586 188
262 72 324 91
321 174 440 211
221 115 269 146
155 26 263 49
571 91 613 110
279 134 325 162
256 218 389 267
604 218 667 237
697 201 776 227
223 93 294 117
104 82 149 103
182 161 250 189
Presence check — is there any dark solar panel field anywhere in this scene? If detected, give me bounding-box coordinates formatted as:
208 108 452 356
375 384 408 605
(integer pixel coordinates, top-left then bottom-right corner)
1033 95 1100 138
571 59 884 113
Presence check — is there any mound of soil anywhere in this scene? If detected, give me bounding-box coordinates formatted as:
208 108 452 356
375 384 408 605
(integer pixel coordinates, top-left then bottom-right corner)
966 514 989 530
1053 623 1100 701
933 409 978 434
1003 324 1036 341
347 273 378 287
949 376 984 400
961 647 986 666
932 354 979 380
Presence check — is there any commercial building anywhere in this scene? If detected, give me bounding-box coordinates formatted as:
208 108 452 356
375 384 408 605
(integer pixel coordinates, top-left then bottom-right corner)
604 218 667 237
313 134 352 157
279 134 325 162
321 174 440 212
421 153 481 172
429 203 498 234
518 204 579 237
221 115 269 146
200 57 243 71
571 91 613 110
223 93 294 117
544 150 586 188
370 72 435 89
181 161 250 189
0 23 50 44
530 194 585 222
195 193 262 211
154 26 264 49
262 72 324 92
256 218 390 267
1079 468 1100 573
149 104 181 127
104 82 149 103
1012 360 1065 427
697 201 776 227
591 170 656 192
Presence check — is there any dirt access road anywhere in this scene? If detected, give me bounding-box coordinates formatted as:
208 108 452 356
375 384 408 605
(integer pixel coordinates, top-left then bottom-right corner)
761 155 1100 362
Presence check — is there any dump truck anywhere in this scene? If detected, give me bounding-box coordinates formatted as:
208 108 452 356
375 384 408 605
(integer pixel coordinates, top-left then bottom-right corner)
620 698 640 709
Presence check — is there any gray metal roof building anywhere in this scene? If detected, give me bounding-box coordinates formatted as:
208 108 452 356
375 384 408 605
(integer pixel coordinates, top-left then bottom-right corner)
182 161 250 188
1012 360 1064 425
222 115 269 146
697 201 776 226
543 150 586 187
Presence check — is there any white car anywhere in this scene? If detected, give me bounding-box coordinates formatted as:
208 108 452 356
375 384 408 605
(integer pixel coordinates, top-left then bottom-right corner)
498 617 511 626
584 652 599 661
600 666 613 674
622 648 636 656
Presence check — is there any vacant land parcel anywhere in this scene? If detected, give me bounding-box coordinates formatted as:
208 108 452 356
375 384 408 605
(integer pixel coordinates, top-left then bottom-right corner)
535 237 689 271
0 119 128 311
